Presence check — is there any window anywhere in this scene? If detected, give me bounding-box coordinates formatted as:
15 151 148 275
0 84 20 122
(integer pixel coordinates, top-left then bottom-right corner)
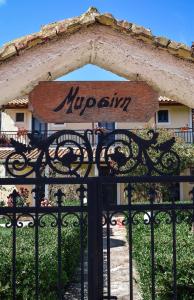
52 123 66 128
16 112 24 122
157 110 169 123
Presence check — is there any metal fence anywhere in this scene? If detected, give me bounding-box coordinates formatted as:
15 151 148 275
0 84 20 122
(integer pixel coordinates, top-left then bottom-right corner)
0 176 194 299
0 128 194 148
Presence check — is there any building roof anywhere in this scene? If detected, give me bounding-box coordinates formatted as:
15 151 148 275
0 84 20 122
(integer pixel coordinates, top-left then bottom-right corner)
3 97 29 108
0 147 113 162
158 96 179 104
0 7 193 64
0 148 82 161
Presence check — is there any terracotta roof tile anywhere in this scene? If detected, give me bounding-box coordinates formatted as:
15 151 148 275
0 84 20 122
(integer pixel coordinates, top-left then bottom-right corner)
158 96 176 103
8 98 28 106
3 97 28 108
0 7 193 64
0 147 114 162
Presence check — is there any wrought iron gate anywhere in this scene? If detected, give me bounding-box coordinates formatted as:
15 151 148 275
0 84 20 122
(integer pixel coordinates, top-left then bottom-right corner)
0 129 194 299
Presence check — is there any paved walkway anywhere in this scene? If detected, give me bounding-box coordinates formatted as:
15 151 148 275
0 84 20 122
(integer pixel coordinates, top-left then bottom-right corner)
104 218 142 299
64 217 142 299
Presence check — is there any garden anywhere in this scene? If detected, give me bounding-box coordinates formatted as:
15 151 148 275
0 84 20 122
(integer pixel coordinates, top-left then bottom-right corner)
132 212 194 300
0 213 85 300
0 183 86 299
123 129 194 299
0 128 194 299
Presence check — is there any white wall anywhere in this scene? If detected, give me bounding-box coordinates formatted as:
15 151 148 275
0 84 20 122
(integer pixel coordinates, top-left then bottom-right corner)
2 109 32 131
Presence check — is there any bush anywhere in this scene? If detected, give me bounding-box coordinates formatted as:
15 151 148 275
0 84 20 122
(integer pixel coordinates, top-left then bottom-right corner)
0 214 86 299
132 213 194 300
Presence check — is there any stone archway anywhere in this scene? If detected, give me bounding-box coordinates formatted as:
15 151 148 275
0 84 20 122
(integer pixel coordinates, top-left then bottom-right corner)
0 7 194 107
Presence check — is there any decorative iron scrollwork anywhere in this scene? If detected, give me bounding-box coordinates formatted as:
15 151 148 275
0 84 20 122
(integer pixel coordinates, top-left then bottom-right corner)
96 129 180 176
5 129 180 178
6 130 93 178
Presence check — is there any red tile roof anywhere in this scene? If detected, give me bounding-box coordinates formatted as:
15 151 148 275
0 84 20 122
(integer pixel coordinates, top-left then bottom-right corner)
158 96 177 104
3 97 28 108
0 147 114 161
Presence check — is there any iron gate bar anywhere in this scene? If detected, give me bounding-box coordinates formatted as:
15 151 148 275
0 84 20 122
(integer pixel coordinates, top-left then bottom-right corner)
103 203 194 212
77 184 86 300
0 179 194 299
12 191 17 300
149 188 156 300
55 189 63 300
106 209 111 299
34 190 39 300
0 206 88 214
126 183 133 300
172 193 177 300
1 203 194 214
88 181 103 300
2 175 194 185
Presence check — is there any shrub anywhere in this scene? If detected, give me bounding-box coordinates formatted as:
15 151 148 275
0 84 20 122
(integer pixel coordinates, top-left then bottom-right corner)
131 213 194 300
122 128 194 203
0 214 86 299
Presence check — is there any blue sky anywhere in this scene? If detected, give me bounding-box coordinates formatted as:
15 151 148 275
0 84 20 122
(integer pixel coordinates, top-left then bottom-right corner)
0 0 193 81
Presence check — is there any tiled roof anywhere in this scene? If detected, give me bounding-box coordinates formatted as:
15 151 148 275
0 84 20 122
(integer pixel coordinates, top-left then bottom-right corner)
0 147 113 161
3 97 28 108
158 96 176 104
0 148 72 160
0 7 193 64
0 148 90 161
0 149 13 160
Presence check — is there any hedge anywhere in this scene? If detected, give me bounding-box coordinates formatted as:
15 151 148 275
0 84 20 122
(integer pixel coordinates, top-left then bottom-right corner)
0 214 86 299
132 213 194 300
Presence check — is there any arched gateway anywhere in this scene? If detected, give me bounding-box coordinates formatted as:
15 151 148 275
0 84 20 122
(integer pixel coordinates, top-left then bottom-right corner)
0 7 194 106
0 7 194 300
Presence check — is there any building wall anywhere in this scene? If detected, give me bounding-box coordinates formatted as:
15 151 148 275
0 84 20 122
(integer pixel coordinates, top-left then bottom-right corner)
0 164 15 204
48 122 93 131
47 104 191 132
118 105 191 129
156 105 191 129
2 108 32 131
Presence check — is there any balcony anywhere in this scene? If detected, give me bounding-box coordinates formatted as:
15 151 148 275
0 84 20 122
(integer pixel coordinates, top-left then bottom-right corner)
0 128 193 148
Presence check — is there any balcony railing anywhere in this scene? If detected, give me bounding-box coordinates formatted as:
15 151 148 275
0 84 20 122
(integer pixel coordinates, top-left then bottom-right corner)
0 128 193 148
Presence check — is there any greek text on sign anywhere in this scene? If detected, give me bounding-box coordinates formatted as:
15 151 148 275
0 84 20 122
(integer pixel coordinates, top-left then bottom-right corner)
29 81 159 123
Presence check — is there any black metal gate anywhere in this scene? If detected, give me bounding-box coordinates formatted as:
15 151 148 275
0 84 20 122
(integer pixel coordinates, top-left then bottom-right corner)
0 129 194 299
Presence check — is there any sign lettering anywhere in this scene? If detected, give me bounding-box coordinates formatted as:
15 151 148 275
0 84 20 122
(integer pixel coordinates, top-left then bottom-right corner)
53 86 132 116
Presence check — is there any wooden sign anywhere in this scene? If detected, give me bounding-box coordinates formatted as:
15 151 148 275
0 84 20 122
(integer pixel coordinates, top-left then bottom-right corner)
29 81 159 123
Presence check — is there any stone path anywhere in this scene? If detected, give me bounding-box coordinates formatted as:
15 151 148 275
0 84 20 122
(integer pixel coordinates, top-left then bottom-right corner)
104 218 142 300
64 217 142 299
